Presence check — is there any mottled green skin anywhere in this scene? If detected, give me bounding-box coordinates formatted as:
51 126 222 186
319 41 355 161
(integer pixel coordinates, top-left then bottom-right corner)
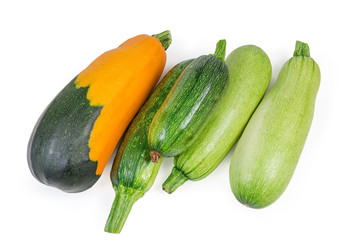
105 60 193 233
27 77 102 193
230 43 320 208
148 55 229 157
174 45 272 181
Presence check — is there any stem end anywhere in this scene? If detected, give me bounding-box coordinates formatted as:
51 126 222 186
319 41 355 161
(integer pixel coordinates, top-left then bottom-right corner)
211 39 227 62
162 167 188 193
152 30 172 50
104 186 143 234
293 40 310 57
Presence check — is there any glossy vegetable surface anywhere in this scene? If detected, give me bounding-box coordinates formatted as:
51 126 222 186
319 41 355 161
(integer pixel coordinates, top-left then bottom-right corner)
148 40 229 162
229 41 320 208
104 59 193 233
27 31 171 192
163 45 272 193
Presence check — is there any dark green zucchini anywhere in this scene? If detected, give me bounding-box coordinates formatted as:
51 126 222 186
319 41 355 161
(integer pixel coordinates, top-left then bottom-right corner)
104 59 193 233
148 40 229 162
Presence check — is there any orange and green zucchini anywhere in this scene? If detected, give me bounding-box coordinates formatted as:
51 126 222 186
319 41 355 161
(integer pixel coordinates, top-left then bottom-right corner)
27 31 171 193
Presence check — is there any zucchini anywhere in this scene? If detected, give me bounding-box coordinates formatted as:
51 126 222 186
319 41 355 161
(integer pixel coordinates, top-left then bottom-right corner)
104 59 193 233
162 45 272 193
148 40 229 162
229 41 321 208
27 31 171 193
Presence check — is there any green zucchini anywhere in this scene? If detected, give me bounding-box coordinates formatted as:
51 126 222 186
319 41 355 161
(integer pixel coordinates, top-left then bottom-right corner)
148 40 229 162
229 41 321 208
104 59 193 233
162 45 272 193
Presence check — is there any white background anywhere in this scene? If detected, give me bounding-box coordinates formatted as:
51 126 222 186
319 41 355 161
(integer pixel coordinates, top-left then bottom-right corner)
1 0 359 239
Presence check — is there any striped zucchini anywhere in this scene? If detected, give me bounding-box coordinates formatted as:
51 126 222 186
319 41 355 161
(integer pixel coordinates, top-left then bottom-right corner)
163 45 272 193
148 40 229 162
229 41 321 208
104 59 193 233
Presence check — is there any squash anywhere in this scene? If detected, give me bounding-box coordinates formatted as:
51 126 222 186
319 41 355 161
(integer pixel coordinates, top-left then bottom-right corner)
229 41 321 208
27 31 171 193
104 59 193 233
148 40 229 162
162 45 272 193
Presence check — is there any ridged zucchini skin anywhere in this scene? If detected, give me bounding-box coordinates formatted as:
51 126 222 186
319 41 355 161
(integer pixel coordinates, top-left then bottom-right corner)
229 41 321 208
104 59 193 234
148 40 229 160
28 78 101 192
162 45 272 193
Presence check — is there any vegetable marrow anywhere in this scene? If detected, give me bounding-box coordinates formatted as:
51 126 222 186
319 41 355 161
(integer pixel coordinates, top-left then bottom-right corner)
104 59 193 233
163 45 272 193
148 40 229 162
27 31 171 193
229 41 320 208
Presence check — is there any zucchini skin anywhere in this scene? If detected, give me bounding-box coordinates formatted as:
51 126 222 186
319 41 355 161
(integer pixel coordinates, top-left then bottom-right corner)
229 41 320 208
163 45 272 193
105 59 193 233
27 78 101 192
148 42 229 159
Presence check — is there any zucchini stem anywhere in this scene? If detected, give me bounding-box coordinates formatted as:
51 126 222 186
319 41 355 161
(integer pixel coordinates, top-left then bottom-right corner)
293 41 310 57
162 167 188 193
104 185 144 234
152 30 172 51
211 39 227 62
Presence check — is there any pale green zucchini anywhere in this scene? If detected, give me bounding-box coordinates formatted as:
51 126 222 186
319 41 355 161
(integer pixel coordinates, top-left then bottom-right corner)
229 41 321 208
162 45 272 193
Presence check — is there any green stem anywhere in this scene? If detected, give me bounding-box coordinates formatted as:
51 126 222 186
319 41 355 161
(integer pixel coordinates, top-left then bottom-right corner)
211 39 226 62
293 40 310 57
104 185 144 234
152 30 172 50
162 167 188 193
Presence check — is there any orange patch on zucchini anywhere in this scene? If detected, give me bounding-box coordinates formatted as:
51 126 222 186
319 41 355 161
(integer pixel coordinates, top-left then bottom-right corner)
75 34 166 175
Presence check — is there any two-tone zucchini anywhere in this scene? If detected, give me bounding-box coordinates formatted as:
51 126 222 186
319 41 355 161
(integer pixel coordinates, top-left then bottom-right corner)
163 45 272 193
148 40 229 162
229 41 321 208
104 59 193 233
27 31 171 192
